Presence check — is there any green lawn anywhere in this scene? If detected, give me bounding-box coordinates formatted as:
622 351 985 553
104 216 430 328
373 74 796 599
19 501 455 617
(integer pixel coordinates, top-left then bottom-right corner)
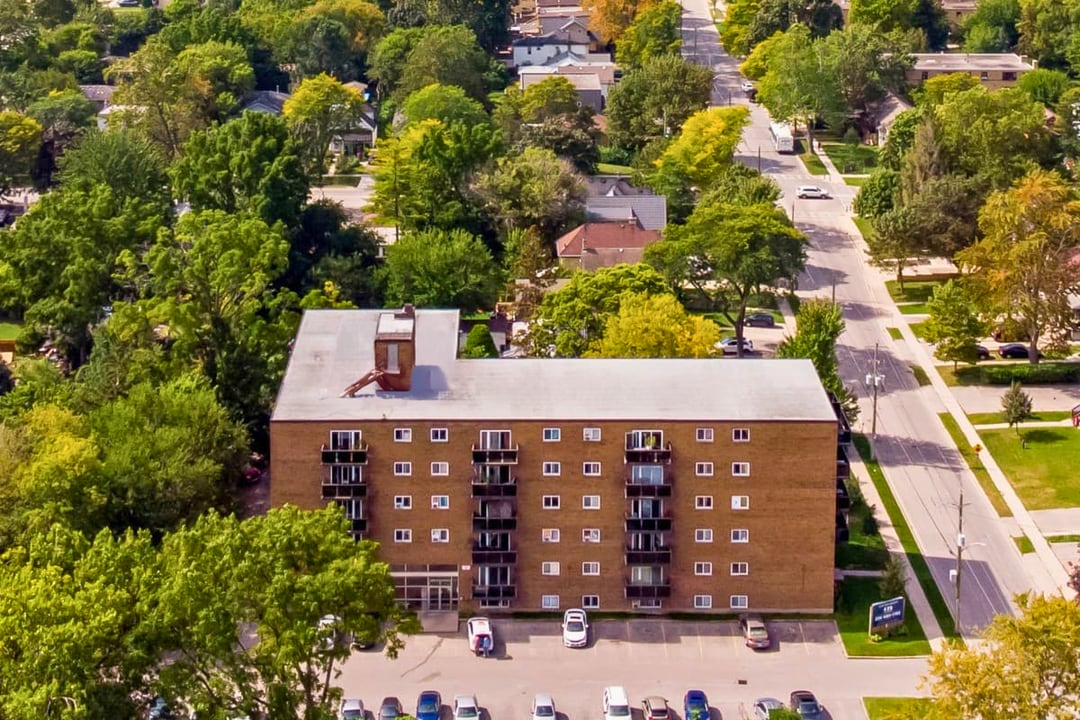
786 292 800 314
853 216 875 241
0 322 19 341
897 302 930 315
886 327 903 341
937 413 1011 517
1049 534 1080 543
800 150 829 176
822 142 879 174
908 321 930 340
968 410 1073 425
885 279 943 304
596 162 633 175
845 176 868 187
980 427 1080 510
835 487 890 571
1013 535 1035 554
863 697 937 720
910 365 931 387
854 435 961 639
835 576 932 657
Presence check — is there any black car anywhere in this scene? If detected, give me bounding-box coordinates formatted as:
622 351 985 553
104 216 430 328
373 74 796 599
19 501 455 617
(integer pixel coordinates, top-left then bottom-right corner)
789 690 823 719
998 343 1041 360
379 697 404 720
745 313 776 328
976 344 990 360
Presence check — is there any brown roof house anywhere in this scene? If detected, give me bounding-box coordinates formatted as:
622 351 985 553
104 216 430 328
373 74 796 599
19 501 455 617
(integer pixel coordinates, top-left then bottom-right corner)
555 221 661 271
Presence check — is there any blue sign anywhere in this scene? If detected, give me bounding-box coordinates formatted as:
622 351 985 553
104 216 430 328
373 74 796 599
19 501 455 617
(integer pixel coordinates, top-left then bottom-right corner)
868 596 906 635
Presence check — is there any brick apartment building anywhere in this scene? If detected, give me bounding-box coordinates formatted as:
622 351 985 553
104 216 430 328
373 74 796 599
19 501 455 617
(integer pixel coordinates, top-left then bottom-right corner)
270 306 841 615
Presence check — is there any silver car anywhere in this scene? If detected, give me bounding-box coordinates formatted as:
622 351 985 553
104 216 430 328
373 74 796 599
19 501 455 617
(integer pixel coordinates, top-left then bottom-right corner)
753 697 785 720
531 694 556 720
453 695 479 720
796 185 830 199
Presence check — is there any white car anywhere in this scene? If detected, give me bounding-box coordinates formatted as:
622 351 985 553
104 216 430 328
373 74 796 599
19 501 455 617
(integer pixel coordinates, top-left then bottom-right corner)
531 694 556 720
453 695 479 720
467 616 494 656
603 687 631 720
740 79 754 93
341 699 365 720
796 185 830 199
753 697 785 720
716 337 753 355
561 608 588 648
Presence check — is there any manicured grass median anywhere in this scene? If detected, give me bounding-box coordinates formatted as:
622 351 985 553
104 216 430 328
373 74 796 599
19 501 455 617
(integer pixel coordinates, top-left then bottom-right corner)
897 302 930 315
968 410 1073 426
980 427 1080 510
853 435 961 640
853 216 875 241
800 150 829 176
937 413 1011 517
885 280 943 304
910 365 930 387
822 142 879 174
835 576 931 657
1013 535 1035 554
908 321 930 341
886 327 902 340
1049 534 1080 543
863 697 937 720
845 176 868 187
0 322 19 341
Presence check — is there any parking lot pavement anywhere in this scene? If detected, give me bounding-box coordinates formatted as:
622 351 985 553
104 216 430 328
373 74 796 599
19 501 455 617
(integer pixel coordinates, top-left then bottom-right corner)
338 619 930 720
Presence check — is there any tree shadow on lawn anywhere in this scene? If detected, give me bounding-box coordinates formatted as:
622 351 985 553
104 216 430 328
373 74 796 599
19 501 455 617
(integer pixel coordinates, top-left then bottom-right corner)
1023 429 1069 446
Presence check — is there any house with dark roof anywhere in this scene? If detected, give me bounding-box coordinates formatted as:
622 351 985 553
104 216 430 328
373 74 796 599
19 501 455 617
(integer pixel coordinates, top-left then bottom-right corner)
584 177 667 230
79 84 115 112
555 221 662 270
240 90 292 115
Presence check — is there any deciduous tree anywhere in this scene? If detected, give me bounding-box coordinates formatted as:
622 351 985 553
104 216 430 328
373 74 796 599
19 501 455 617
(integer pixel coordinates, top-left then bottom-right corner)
57 128 170 206
461 323 499 357
923 280 986 368
756 24 843 146
582 0 657 42
381 228 504 309
401 82 489 128
605 54 714 150
963 0 1020 52
615 0 681 69
284 73 368 176
1017 67 1071 106
0 111 42 196
586 293 720 358
1001 381 1033 436
396 24 493 103
776 298 858 421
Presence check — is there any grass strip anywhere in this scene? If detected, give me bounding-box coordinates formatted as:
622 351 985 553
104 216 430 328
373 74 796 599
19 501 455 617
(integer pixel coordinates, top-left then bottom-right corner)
800 151 829 175
937 413 1011 517
1048 534 1080 543
863 698 937 720
967 410 1073 425
1012 535 1035 554
886 327 902 340
910 365 931 387
835 576 931 657
853 434 961 640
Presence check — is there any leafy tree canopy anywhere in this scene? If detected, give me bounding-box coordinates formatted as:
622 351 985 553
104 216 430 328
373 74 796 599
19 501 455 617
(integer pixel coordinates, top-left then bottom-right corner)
586 293 720 358
381 228 504 309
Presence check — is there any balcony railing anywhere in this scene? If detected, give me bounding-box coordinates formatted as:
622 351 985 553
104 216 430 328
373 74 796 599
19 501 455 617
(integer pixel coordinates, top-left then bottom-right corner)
321 482 367 500
625 515 672 531
836 477 850 511
625 548 672 564
472 584 516 600
624 582 672 599
348 518 368 534
624 442 672 464
836 447 850 482
321 444 368 465
471 547 518 564
473 514 517 531
471 480 518 497
471 445 519 464
625 472 672 497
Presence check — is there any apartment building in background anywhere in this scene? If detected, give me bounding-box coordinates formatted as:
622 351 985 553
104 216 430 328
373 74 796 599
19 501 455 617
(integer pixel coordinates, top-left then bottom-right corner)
270 307 841 614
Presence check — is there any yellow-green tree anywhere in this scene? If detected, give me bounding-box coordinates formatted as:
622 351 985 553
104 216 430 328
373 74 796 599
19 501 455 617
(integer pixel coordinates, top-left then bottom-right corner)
652 106 749 190
0 111 42 195
586 293 719 358
284 72 367 176
926 594 1080 719
582 0 657 42
615 0 682 69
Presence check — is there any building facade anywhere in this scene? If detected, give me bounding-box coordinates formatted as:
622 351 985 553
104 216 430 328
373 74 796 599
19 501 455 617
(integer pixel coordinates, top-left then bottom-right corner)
907 53 1034 90
271 308 840 615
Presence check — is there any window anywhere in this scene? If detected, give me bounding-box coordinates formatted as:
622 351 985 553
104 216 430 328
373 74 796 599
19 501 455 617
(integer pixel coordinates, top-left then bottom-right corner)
732 428 750 442
695 529 713 543
542 461 561 476
695 495 714 510
696 428 714 442
430 461 449 476
542 528 560 543
731 562 749 576
330 430 362 450
694 595 713 609
582 561 601 576
1003 71 1017 81
430 428 448 442
541 561 560 576
542 495 560 509
627 429 663 449
431 528 450 543
631 465 664 485
633 599 663 609
583 427 602 442
694 561 713 576
393 462 412 476
330 464 362 484
732 462 751 477
980 71 989 81
582 595 600 609
730 595 749 609
541 594 560 609
393 495 412 510
630 566 662 584
582 528 600 543
920 71 929 81
731 528 749 543
480 429 512 449
582 495 601 510
543 428 561 442
731 495 750 510
431 495 449 510
582 462 601 476
393 529 412 543
695 462 714 477
393 428 412 442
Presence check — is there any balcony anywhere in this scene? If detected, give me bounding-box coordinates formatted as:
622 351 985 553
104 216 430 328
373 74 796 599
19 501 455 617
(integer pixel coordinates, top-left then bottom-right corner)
472 445 519 464
625 515 672 532
835 512 849 543
829 392 852 444
836 477 851 511
624 582 672 599
349 518 368 534
836 447 850 482
321 445 368 465
624 442 672 464
471 480 518 497
471 547 518 564
321 482 367 500
625 548 672 564
473 514 517 531
625 472 672 497
472 584 516 600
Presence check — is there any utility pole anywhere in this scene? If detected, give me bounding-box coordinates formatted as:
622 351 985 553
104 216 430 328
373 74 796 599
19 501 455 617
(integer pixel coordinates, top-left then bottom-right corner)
866 342 884 438
757 145 761 173
953 478 966 635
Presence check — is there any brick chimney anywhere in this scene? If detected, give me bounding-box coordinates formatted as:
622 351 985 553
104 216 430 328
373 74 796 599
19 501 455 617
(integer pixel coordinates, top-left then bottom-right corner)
373 305 416 391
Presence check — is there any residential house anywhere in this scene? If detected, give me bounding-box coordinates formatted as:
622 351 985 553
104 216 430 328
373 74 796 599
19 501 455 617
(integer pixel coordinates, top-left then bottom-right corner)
554 221 661 270
585 177 667 230
270 306 842 614
519 69 603 112
239 89 379 157
79 84 115 113
239 90 291 115
870 92 914 145
836 0 977 28
908 53 1034 90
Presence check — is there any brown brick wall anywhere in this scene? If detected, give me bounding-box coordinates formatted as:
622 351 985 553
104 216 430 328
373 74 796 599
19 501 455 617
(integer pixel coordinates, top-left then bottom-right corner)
270 418 837 613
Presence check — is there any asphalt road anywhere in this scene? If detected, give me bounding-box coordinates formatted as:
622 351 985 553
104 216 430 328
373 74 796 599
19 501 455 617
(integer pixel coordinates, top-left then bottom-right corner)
675 1 1055 635
339 619 930 720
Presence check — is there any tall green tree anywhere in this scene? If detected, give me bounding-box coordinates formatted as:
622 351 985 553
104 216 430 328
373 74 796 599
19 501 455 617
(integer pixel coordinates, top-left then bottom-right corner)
0 111 42 196
57 128 171 206
284 73 368 177
923 280 987 368
757 24 843 145
747 0 843 50
963 0 1020 52
585 293 720 358
460 323 498 357
615 0 682 69
396 25 494 103
25 89 97 186
400 82 489 128
605 54 714 150
1001 381 1033 436
776 298 858 421
380 228 503 309
494 78 599 173
1016 67 1071 106
817 24 912 116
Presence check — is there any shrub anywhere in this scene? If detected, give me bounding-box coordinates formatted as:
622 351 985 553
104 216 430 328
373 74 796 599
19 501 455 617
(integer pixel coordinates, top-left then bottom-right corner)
982 363 1080 385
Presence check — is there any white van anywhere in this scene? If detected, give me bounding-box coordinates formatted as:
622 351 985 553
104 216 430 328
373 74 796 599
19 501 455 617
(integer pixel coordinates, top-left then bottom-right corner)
603 687 631 720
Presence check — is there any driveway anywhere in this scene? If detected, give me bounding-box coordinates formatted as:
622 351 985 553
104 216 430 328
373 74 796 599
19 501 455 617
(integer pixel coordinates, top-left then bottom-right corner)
338 619 929 720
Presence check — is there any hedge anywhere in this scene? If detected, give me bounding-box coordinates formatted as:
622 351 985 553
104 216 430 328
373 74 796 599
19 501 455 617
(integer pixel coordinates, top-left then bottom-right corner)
955 363 1080 385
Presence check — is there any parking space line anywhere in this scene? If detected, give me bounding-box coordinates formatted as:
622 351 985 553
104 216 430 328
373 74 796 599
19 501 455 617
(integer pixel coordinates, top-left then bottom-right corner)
800 622 810 655
661 621 669 659
697 632 704 659
625 620 632 658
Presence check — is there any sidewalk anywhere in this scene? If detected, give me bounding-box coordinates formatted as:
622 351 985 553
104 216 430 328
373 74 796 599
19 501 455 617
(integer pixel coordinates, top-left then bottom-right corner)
972 420 1075 430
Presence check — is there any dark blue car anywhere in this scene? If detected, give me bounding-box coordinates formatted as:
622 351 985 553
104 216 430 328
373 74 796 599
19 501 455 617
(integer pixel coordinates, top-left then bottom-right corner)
683 690 709 720
417 691 442 720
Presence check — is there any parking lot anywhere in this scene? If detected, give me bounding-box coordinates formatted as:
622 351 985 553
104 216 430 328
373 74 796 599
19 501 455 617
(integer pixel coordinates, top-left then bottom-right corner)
337 618 930 720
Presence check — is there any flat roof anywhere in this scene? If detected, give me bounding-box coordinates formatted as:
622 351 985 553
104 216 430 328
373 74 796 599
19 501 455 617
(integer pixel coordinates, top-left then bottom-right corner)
911 53 1033 72
272 310 837 423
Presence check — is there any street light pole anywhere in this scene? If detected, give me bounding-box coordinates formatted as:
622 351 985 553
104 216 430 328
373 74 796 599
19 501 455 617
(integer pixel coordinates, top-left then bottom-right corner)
954 477 965 635
866 342 884 438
